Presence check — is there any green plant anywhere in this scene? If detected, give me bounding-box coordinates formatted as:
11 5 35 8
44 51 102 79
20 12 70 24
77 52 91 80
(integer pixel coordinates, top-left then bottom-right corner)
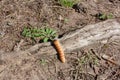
39 28 58 42
22 27 58 42
78 51 99 66
97 13 113 20
77 51 99 71
40 59 47 65
59 0 78 7
107 13 113 19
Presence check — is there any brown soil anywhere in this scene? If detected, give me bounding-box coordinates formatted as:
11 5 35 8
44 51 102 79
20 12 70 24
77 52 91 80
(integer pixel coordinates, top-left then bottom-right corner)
0 0 120 80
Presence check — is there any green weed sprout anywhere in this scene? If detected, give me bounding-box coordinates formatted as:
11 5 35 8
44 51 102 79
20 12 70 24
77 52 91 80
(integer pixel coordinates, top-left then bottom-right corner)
40 59 47 65
97 13 113 20
79 51 99 66
22 27 58 42
59 0 78 7
39 28 58 42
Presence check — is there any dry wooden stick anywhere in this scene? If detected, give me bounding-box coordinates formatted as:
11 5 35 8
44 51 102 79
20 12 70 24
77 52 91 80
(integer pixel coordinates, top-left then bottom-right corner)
53 39 65 63
102 54 120 66
90 49 101 60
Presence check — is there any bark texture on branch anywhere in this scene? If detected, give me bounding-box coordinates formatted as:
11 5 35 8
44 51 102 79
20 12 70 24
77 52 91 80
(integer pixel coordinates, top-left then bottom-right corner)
61 19 120 52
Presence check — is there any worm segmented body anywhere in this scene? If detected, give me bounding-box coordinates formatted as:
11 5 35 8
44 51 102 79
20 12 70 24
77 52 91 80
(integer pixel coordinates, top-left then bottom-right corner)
54 39 65 63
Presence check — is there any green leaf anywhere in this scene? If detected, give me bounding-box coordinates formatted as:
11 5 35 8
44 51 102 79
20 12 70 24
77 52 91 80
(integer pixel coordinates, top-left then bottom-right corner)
107 13 113 19
46 28 54 33
40 28 46 33
46 28 49 33
33 33 41 37
99 13 107 20
51 31 56 35
40 59 47 65
40 33 47 36
43 37 49 42
59 0 75 7
47 28 53 34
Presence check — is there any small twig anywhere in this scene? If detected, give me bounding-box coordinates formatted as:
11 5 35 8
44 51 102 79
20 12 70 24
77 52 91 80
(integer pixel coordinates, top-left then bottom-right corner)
102 54 120 66
90 49 101 60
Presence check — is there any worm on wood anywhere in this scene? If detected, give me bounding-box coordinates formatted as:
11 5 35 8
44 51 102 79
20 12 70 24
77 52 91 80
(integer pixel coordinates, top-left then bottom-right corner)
53 39 65 63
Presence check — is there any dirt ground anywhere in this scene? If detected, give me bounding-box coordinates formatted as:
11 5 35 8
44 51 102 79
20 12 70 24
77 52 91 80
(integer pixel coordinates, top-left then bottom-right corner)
0 0 120 80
